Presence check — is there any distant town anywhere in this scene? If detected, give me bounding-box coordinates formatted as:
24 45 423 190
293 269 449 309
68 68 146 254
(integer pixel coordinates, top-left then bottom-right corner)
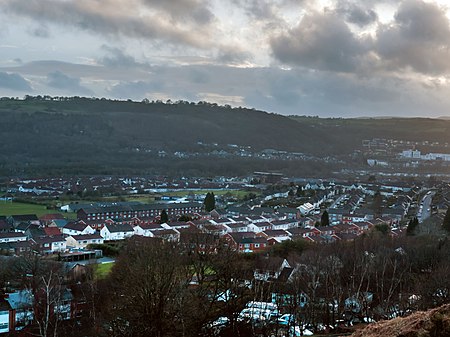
0 171 449 336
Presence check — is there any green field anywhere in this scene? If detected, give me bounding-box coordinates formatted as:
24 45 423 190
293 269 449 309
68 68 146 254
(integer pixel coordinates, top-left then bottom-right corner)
94 262 114 279
0 201 76 219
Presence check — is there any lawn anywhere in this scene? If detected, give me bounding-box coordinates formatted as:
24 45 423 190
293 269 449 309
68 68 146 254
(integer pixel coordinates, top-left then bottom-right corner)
0 201 58 217
94 262 114 279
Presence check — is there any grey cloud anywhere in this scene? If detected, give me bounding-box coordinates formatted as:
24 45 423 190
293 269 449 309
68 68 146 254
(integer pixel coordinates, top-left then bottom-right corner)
108 80 164 99
216 47 252 65
232 0 277 20
99 46 142 68
0 0 212 49
141 0 214 25
0 72 31 91
270 11 370 72
336 2 378 26
30 25 50 38
47 70 93 95
376 0 450 74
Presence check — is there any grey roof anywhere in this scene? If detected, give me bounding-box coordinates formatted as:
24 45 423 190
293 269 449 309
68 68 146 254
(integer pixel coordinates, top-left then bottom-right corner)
69 233 103 241
105 223 134 233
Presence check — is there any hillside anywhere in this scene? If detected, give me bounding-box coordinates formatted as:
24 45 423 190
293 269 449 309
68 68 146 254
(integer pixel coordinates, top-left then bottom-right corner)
350 304 450 337
1 97 450 177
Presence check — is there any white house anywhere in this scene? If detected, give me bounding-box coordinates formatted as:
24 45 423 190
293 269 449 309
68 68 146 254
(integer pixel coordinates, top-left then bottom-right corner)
65 234 104 249
247 221 272 233
134 223 165 237
298 203 314 215
33 236 67 253
62 222 95 236
0 232 27 244
100 223 134 241
270 220 298 230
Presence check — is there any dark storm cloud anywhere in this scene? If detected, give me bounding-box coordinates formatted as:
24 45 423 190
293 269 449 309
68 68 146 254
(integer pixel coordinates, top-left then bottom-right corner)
0 72 32 91
270 11 370 72
376 0 450 74
0 0 213 49
47 71 93 95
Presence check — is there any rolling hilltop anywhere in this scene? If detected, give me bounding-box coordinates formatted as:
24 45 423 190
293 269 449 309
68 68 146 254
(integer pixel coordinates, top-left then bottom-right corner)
1 96 450 177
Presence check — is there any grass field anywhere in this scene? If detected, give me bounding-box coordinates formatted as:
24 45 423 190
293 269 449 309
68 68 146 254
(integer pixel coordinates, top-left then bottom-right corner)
94 262 114 279
0 201 77 219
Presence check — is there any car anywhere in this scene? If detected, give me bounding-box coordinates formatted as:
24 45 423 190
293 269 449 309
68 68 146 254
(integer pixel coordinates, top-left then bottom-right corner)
288 325 314 336
277 314 296 326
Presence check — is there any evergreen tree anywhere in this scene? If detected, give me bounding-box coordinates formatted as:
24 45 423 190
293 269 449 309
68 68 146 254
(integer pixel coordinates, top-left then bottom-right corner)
204 192 216 212
160 209 169 224
443 207 450 232
406 217 419 235
321 210 330 227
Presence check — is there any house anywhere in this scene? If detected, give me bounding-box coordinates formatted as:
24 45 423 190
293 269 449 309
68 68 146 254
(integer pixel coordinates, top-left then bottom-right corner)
43 227 62 237
8 214 40 227
225 222 249 233
1 290 34 332
0 240 32 255
224 232 269 253
39 213 65 226
33 235 67 253
247 221 272 233
76 203 203 222
286 227 321 239
151 228 180 242
134 223 165 237
0 220 11 233
270 220 298 230
254 257 291 282
260 229 291 243
100 223 134 241
49 219 69 229
162 221 191 230
66 234 104 249
62 222 96 236
0 232 27 244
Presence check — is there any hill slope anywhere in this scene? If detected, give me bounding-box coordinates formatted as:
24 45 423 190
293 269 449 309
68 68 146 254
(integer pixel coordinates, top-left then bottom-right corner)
351 304 450 337
1 97 450 176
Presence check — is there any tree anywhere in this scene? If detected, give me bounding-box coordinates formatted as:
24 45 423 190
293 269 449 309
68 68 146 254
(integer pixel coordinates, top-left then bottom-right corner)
371 191 383 218
407 217 419 235
160 209 168 224
204 192 216 212
321 210 330 227
443 207 450 232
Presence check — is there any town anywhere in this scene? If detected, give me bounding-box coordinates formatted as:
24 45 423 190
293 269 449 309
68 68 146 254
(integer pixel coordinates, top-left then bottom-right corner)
0 172 449 336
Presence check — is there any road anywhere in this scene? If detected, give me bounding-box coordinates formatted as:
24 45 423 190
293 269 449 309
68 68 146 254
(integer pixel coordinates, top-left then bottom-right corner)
417 191 433 223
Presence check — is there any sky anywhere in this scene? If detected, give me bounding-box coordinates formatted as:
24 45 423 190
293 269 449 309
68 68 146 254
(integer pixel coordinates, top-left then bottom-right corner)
2 0 450 117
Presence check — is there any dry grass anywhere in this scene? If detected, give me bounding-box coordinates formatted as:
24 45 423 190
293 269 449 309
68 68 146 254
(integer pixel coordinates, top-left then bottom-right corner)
350 304 450 337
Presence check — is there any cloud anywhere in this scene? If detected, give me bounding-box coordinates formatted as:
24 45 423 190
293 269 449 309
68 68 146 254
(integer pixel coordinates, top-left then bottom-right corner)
47 71 93 95
270 11 371 72
336 1 378 27
0 72 32 91
375 0 450 75
141 0 214 25
0 0 214 49
98 46 142 68
108 80 164 99
231 0 277 20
